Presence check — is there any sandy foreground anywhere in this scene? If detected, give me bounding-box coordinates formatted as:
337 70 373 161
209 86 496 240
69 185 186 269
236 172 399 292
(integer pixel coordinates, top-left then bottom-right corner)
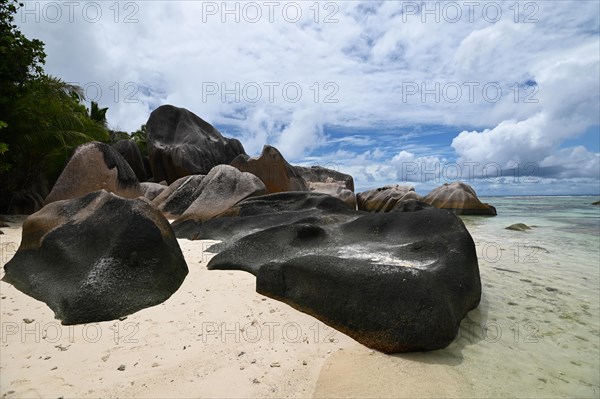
2 215 581 398
0 215 481 399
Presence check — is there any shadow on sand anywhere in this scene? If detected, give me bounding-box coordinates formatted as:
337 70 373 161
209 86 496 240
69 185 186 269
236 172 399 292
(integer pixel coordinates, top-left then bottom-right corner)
392 292 491 366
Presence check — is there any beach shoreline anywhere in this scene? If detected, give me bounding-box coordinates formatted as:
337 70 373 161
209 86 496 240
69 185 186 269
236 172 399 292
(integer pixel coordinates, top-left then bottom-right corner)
2 198 599 398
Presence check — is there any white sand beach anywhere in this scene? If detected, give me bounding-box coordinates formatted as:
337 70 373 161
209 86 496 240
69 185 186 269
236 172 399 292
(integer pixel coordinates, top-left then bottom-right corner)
1 211 599 398
1 216 355 398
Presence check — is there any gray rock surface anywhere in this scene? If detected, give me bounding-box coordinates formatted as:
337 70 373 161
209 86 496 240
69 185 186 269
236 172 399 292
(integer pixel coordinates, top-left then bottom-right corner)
174 165 266 223
146 105 246 184
140 182 167 201
357 185 427 212
174 192 481 353
152 175 206 218
112 139 148 181
3 190 188 325
423 182 496 215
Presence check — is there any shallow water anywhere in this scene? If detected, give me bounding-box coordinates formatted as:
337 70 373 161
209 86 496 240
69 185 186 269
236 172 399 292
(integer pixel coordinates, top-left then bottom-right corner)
452 196 600 397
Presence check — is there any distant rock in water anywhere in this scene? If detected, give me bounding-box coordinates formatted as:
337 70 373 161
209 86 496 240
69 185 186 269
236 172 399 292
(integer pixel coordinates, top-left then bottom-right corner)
295 166 356 209
357 185 429 213
140 182 167 201
423 182 496 215
175 192 481 353
506 223 531 231
174 165 266 224
146 105 246 184
44 142 143 206
230 145 308 194
112 140 148 182
3 190 188 325
593 200 600 205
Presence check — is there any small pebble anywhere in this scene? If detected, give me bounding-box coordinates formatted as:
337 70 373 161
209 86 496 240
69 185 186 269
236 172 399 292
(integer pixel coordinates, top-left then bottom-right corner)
117 364 126 371
302 360 307 365
23 318 34 324
270 362 280 368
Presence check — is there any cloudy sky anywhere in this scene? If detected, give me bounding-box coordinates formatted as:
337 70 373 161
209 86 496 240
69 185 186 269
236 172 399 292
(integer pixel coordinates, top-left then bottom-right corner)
17 0 600 194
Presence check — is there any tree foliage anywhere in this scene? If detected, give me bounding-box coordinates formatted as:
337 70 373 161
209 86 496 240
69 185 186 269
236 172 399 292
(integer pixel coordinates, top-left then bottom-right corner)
0 0 45 104
131 124 148 157
0 0 111 212
3 76 110 182
90 101 108 127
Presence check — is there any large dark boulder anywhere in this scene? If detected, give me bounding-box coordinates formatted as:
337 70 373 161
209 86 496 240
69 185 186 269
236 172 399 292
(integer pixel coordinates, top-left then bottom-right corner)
175 192 481 353
230 145 308 194
2 190 188 325
423 182 496 215
146 105 246 184
44 142 143 206
173 191 353 242
112 140 148 181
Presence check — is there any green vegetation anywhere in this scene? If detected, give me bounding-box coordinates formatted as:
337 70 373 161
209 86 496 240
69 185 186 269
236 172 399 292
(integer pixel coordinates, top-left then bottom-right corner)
131 124 148 157
0 0 146 213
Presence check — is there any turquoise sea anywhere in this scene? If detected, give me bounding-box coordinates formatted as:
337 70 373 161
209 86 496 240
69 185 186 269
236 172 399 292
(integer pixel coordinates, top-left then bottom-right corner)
449 196 600 397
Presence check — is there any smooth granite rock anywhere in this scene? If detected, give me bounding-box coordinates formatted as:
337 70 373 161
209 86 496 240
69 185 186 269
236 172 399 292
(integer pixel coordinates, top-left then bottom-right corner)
44 142 142 206
230 145 308 194
112 139 148 182
146 105 246 184
140 182 167 201
357 185 426 212
152 175 206 218
174 165 266 223
423 182 496 215
174 192 481 353
3 190 188 325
